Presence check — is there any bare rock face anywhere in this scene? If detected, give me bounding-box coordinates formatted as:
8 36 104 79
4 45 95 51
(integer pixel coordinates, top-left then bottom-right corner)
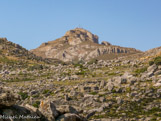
31 28 141 62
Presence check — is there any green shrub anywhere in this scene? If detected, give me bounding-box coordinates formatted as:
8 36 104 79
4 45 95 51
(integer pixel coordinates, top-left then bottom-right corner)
32 94 40 98
154 56 161 65
42 89 50 94
108 72 117 76
18 92 28 100
32 101 40 108
89 92 98 95
148 107 161 114
149 61 154 66
74 63 83 68
28 64 43 71
146 79 152 82
111 89 116 93
76 70 86 75
134 67 147 74
2 78 33 82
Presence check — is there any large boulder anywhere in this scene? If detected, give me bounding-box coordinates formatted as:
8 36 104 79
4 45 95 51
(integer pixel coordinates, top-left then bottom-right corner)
39 100 59 121
56 113 85 121
56 105 78 115
0 86 45 121
147 64 157 72
154 79 161 87
113 77 127 86
0 86 20 107
0 105 43 121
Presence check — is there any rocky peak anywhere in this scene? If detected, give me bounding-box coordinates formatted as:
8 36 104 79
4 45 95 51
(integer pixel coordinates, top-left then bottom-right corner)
31 28 141 62
64 28 99 45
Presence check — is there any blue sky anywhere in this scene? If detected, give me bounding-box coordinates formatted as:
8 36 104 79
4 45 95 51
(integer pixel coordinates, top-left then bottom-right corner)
0 0 161 51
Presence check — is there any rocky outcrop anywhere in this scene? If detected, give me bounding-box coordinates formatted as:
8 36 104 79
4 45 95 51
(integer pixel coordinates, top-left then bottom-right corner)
101 41 111 46
31 28 141 62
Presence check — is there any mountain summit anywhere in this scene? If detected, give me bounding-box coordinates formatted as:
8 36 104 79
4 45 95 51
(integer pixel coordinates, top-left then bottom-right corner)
31 28 141 62
64 28 99 45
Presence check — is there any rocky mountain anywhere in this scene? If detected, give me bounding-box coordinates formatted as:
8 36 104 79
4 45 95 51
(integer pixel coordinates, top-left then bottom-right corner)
31 28 141 62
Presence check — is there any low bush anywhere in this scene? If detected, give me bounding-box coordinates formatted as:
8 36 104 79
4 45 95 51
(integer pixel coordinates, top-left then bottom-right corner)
149 61 154 66
134 67 147 74
154 56 161 65
18 92 28 100
32 101 40 108
149 56 161 66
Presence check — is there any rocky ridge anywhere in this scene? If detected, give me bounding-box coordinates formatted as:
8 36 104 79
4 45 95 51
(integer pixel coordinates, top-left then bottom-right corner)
0 38 55 64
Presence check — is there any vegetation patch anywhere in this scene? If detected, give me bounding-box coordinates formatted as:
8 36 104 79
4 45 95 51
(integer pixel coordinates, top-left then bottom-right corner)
149 56 161 66
154 56 161 65
89 92 98 95
32 101 40 108
2 78 34 82
134 67 147 75
18 92 28 100
42 89 50 94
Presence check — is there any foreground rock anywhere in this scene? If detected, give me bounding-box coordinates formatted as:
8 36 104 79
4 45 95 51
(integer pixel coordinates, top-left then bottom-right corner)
0 86 43 121
0 86 20 107
39 100 59 121
0 86 86 121
56 113 84 121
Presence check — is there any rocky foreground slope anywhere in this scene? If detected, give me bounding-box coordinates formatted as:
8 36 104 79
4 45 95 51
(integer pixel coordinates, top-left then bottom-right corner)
31 28 141 62
0 53 161 121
